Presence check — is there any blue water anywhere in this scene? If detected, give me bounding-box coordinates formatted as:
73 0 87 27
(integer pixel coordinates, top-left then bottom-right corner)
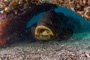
26 6 90 40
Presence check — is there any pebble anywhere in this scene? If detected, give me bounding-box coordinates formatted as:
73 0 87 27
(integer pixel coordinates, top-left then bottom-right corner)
67 58 72 60
4 7 9 11
0 59 2 60
85 53 90 58
0 10 4 13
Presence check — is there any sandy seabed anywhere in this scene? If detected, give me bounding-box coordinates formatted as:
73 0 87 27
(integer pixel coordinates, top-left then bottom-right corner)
0 37 90 60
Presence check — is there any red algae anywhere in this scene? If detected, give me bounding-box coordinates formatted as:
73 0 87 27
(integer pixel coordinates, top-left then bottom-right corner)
0 19 11 46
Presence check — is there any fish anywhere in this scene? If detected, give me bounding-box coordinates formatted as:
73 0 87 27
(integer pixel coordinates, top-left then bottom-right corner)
30 10 73 40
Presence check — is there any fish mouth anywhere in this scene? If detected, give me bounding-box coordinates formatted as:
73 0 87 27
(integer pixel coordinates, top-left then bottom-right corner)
35 25 54 40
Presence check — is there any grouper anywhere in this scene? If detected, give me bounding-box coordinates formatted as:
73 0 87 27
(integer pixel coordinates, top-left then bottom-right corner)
30 10 73 40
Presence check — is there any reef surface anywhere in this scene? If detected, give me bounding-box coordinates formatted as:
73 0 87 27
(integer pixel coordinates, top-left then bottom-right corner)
0 0 90 60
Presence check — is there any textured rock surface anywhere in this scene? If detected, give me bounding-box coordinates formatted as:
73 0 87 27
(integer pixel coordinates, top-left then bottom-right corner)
0 0 57 46
0 0 90 60
40 0 90 22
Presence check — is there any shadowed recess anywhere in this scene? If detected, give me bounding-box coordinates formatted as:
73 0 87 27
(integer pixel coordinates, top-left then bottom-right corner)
26 6 90 40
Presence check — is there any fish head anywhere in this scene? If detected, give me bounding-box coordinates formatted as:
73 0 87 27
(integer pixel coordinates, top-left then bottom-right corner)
34 25 56 40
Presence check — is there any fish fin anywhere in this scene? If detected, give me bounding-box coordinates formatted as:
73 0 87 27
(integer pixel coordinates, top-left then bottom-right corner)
26 26 36 42
31 26 36 36
59 28 73 40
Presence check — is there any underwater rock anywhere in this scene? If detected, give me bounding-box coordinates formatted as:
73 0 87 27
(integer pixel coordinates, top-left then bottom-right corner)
39 0 90 22
0 0 90 46
83 7 90 22
29 10 73 40
0 0 90 22
0 0 57 46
